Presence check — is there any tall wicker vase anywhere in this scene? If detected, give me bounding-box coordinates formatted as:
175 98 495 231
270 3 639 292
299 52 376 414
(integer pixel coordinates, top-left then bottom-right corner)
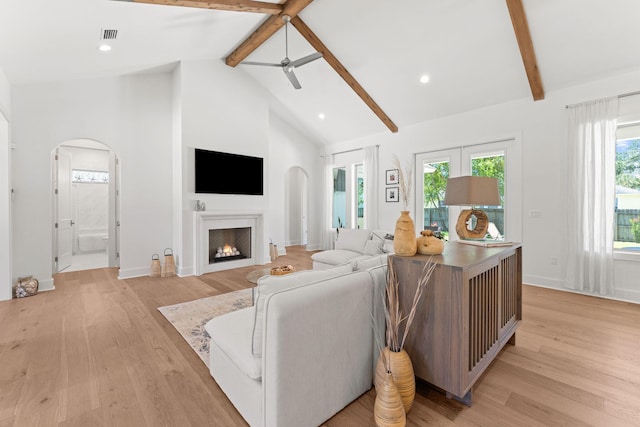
375 347 416 414
393 211 417 256
374 371 406 427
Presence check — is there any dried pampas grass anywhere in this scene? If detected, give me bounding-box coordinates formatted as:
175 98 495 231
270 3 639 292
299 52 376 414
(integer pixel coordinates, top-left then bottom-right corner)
384 256 437 354
392 154 413 211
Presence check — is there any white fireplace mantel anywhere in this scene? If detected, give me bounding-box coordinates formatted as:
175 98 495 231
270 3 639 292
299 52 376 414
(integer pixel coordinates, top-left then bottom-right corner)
194 210 265 275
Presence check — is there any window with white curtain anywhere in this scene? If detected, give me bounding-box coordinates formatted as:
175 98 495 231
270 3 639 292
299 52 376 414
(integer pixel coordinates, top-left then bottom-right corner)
614 123 640 252
614 94 640 260
332 150 367 229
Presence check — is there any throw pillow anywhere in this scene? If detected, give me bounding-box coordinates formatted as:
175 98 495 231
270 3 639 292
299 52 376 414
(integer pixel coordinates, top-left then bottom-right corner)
363 239 384 256
251 264 353 356
334 228 372 253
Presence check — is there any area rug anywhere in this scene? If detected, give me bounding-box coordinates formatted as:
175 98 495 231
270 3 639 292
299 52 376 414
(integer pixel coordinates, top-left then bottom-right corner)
158 288 253 368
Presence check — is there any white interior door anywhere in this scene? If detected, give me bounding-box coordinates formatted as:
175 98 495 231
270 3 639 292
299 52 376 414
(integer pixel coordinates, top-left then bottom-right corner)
56 148 73 272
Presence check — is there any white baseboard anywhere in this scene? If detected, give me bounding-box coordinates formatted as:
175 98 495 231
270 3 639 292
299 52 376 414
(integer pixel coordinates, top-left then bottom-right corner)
178 266 193 277
38 277 55 292
523 275 564 289
524 275 640 305
118 267 149 279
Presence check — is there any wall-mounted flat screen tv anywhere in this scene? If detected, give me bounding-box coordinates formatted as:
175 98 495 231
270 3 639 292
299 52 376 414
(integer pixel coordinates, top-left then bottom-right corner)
195 148 264 195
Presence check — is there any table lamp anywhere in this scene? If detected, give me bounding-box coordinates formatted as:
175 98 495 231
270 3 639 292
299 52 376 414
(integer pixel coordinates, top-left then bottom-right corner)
444 176 500 240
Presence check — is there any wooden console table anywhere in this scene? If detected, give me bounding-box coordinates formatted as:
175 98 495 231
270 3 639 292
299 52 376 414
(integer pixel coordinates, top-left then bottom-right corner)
389 242 522 405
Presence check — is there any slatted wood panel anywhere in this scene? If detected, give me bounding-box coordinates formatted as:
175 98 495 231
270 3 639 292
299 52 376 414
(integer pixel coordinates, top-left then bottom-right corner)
501 252 519 331
468 265 499 371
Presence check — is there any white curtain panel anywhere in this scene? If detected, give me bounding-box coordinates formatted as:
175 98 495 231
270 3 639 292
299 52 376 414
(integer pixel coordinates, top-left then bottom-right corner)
565 97 619 295
321 154 335 250
364 145 379 231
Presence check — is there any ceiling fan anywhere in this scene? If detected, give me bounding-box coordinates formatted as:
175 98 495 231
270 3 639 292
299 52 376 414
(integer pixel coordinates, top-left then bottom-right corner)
241 15 323 89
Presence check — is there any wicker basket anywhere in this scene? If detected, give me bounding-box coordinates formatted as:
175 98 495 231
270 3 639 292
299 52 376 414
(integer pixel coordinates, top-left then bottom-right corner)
270 265 295 276
13 276 39 298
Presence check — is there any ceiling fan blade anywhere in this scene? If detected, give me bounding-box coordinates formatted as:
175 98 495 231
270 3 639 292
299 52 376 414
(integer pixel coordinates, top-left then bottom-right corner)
241 61 282 67
283 67 302 89
290 52 323 68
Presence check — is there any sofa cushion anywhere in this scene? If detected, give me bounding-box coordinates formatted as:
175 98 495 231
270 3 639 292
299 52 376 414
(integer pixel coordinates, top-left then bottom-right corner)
206 307 262 380
334 228 372 253
311 249 362 267
355 254 388 270
251 264 354 356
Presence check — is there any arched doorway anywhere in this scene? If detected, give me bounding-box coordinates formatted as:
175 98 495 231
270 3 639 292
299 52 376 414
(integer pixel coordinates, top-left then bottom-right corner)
51 139 120 273
285 166 309 247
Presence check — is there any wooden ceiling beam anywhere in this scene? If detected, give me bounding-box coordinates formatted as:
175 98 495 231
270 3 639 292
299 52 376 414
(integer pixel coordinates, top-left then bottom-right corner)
111 0 284 14
291 16 398 133
225 0 315 66
506 0 544 101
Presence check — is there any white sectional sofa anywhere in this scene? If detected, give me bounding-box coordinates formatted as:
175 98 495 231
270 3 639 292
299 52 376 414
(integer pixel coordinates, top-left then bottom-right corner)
205 260 388 427
311 228 393 270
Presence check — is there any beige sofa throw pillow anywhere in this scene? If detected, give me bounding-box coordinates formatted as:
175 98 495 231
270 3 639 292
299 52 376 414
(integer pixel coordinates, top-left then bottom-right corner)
334 228 372 253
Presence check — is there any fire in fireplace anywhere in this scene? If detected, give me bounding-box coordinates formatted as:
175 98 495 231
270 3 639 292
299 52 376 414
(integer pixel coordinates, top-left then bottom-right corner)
209 227 251 264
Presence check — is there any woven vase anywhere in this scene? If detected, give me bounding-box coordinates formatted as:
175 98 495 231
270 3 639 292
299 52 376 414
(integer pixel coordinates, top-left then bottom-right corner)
374 371 406 427
393 211 417 256
375 347 415 414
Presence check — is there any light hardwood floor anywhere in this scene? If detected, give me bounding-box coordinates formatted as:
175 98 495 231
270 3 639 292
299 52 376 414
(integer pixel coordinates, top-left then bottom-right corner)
1 245 639 426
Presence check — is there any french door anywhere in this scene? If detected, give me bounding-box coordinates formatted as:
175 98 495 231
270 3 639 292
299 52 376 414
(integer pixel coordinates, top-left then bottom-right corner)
415 139 519 241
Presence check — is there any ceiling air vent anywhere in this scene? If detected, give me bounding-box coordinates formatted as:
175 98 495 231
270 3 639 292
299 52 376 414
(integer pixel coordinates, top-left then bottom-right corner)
101 29 118 40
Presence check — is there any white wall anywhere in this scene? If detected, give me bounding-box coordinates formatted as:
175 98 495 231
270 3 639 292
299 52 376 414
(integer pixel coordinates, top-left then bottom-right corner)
176 59 273 275
0 66 11 300
268 112 322 252
11 73 173 287
326 69 640 303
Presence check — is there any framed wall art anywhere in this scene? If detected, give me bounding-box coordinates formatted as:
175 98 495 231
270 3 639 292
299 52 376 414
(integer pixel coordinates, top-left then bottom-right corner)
386 187 399 203
385 169 399 185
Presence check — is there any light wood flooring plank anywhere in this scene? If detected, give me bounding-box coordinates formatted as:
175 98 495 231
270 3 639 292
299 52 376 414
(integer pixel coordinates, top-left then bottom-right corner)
1 246 639 426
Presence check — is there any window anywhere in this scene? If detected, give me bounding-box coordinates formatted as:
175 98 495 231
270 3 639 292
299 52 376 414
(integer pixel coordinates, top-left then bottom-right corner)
355 164 364 229
471 153 505 238
416 139 519 242
332 167 346 229
614 124 640 250
332 151 367 229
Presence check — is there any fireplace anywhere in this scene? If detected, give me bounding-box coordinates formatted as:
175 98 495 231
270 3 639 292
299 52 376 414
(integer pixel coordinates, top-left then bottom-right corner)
194 211 265 275
209 227 251 263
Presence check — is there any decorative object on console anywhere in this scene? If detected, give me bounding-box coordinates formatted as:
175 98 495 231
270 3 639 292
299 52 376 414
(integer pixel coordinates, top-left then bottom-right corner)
444 176 500 240
162 248 177 277
416 230 445 255
375 256 438 414
391 154 417 256
270 265 295 275
393 211 417 256
374 371 406 427
150 254 161 277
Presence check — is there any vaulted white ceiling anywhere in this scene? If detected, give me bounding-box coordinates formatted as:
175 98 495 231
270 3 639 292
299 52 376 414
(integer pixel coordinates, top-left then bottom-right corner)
1 0 640 144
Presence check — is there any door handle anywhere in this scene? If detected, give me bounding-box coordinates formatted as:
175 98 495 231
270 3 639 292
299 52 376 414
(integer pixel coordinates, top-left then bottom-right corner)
70 220 75 226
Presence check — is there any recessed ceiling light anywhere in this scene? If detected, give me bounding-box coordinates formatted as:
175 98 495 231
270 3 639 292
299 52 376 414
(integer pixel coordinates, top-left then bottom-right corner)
420 74 430 84
98 44 112 52
318 113 326 120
